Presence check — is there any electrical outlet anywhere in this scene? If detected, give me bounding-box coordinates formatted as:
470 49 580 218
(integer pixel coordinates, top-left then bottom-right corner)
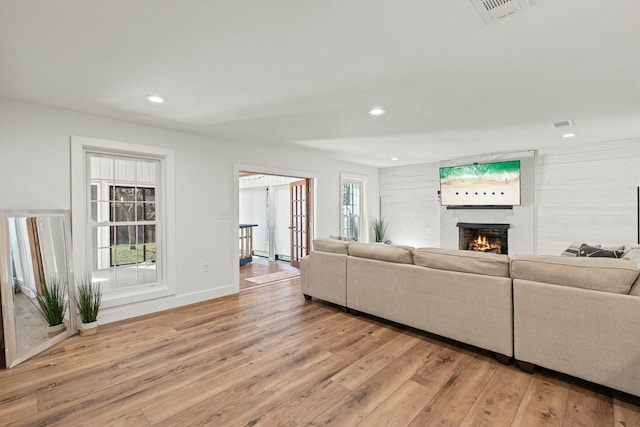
202 263 209 273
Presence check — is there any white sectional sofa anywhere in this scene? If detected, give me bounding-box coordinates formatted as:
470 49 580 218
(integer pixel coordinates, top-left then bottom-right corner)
301 238 640 396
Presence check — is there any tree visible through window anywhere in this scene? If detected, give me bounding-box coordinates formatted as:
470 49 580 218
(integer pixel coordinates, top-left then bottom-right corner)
342 180 362 240
109 186 156 266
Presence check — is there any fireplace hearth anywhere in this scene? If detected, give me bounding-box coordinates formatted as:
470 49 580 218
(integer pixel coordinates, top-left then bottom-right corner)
457 222 510 255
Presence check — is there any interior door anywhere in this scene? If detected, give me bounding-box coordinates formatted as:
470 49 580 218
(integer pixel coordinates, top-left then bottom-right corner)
289 179 312 268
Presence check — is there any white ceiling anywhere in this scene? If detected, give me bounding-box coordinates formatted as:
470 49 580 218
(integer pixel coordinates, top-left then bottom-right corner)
1 0 639 167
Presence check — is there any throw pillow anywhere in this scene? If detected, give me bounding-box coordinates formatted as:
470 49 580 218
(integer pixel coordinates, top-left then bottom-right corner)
623 244 640 257
624 246 640 262
561 242 581 257
577 243 623 258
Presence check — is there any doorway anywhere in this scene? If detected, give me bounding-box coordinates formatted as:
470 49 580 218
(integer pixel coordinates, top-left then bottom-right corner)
238 172 314 291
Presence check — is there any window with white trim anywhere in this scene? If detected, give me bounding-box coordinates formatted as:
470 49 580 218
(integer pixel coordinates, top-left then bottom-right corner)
341 178 363 240
71 136 175 306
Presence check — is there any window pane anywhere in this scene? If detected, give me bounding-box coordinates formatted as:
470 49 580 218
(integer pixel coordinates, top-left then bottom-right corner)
90 156 113 180
136 202 156 221
112 244 139 266
113 225 135 245
137 162 157 184
111 186 135 201
90 225 111 250
135 187 155 202
114 159 137 182
91 202 111 223
137 263 156 285
112 202 135 222
138 225 155 244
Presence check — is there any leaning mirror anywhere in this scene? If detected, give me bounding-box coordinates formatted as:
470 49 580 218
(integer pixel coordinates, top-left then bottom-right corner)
0 210 76 368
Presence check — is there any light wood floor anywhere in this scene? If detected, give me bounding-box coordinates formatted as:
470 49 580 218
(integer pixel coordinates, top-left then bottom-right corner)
239 257 299 291
1 273 639 426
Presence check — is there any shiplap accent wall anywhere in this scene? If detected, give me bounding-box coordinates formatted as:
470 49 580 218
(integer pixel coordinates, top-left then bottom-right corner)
536 139 640 255
379 139 640 255
379 163 440 248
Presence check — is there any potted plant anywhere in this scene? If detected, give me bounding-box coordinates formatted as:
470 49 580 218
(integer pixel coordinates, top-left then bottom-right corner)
372 218 388 243
33 276 67 337
74 275 102 336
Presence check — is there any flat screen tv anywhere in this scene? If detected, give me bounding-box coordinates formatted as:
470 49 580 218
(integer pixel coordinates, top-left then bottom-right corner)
439 160 521 207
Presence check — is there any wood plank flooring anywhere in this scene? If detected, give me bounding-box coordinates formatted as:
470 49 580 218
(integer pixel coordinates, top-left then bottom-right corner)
1 269 639 426
239 257 298 291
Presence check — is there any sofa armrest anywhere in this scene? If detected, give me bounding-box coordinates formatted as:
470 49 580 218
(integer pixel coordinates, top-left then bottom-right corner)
514 279 640 396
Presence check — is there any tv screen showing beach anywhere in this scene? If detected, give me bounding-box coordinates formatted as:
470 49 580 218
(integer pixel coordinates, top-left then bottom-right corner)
439 160 521 206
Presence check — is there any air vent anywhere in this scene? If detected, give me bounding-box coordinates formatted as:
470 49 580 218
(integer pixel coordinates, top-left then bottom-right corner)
471 0 531 24
553 120 574 129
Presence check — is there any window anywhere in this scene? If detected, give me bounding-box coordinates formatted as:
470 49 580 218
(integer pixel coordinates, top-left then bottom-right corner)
71 136 175 306
342 178 363 240
89 154 158 289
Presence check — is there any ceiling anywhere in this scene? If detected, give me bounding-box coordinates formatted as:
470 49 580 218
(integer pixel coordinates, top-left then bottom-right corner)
1 0 639 167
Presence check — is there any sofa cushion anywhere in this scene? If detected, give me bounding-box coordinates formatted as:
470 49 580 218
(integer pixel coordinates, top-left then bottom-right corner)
312 238 350 255
413 248 510 278
348 243 414 264
510 254 639 294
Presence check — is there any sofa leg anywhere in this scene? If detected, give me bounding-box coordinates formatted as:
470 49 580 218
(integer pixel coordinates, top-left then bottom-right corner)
517 360 536 374
494 353 512 365
303 294 312 301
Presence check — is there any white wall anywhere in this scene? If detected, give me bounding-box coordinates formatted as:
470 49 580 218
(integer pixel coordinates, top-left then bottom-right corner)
379 163 440 248
380 140 640 255
536 139 640 255
0 98 379 323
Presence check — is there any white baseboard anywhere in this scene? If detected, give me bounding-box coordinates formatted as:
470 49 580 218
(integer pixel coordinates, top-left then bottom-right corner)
98 284 238 325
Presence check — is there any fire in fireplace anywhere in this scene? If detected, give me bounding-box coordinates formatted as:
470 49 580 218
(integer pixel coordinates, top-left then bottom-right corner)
457 222 510 255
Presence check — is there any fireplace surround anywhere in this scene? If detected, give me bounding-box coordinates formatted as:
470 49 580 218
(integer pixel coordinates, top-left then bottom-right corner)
457 222 510 255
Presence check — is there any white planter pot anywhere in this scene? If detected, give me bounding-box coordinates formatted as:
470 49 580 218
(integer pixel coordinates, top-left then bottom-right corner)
79 321 98 336
47 323 66 338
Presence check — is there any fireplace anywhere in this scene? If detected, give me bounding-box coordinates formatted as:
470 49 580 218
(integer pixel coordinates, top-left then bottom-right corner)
457 222 510 255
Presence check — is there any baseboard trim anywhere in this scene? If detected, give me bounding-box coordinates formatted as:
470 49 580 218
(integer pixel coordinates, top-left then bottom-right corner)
99 284 238 325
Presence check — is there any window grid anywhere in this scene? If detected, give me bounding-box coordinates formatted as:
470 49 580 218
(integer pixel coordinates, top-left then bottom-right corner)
87 153 160 291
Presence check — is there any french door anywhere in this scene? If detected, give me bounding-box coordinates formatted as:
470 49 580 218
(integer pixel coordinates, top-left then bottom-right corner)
289 179 313 268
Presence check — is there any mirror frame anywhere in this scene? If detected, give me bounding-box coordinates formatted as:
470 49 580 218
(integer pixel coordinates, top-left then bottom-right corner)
0 209 78 368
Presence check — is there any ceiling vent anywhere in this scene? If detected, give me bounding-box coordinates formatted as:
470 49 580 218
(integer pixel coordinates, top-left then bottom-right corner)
553 120 574 129
471 0 531 24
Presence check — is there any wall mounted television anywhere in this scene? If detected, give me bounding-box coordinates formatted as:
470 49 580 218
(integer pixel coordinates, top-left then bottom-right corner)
439 160 521 208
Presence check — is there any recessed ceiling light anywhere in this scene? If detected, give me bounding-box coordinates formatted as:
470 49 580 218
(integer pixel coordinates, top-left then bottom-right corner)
145 95 165 104
562 132 576 138
368 107 385 116
391 157 399 161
